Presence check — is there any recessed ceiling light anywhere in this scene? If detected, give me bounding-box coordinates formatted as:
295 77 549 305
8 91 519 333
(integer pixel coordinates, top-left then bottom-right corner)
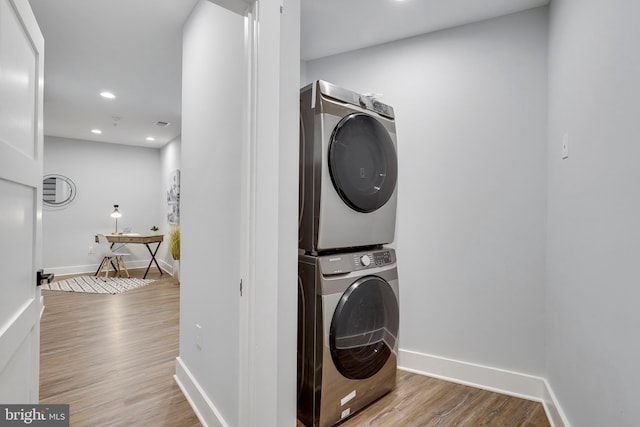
100 91 116 99
146 137 155 141
91 129 102 134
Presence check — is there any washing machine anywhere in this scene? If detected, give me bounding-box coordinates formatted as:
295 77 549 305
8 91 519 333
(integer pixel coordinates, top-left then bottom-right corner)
299 80 398 253
297 248 399 427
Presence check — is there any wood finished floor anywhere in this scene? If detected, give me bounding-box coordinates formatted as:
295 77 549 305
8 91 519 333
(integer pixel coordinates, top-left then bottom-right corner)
40 269 549 427
297 370 550 427
39 269 201 427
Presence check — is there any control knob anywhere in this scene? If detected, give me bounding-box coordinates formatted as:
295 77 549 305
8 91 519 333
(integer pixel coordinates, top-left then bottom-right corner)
360 254 371 267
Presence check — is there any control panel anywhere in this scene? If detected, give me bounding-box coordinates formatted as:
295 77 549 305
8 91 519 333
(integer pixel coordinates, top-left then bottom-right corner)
320 249 396 275
317 80 395 119
353 250 393 269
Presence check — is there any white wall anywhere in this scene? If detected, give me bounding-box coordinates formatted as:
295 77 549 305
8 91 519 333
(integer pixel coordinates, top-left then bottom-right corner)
546 0 640 425
159 136 181 269
305 7 548 376
178 1 300 425
43 136 164 275
179 1 244 425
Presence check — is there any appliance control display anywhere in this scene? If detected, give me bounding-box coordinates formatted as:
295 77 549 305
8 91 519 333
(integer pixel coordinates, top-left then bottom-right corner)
373 101 393 118
373 251 392 266
352 250 393 269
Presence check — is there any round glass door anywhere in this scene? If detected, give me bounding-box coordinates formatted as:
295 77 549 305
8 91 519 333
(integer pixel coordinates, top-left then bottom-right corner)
329 276 399 380
328 113 397 213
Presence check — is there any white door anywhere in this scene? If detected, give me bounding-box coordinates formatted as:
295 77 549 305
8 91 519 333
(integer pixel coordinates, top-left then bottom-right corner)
0 0 45 403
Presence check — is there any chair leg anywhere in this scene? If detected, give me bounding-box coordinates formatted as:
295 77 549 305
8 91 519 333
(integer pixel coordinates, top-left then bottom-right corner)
104 256 111 280
115 257 121 277
118 256 130 278
95 257 107 277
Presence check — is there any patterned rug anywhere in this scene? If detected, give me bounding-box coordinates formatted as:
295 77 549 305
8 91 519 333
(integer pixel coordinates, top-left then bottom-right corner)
42 275 155 294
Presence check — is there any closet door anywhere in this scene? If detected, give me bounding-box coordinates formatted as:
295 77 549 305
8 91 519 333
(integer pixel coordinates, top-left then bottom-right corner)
0 0 45 403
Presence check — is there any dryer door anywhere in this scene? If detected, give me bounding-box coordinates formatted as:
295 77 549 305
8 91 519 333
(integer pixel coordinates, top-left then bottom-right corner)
329 275 399 380
329 113 398 213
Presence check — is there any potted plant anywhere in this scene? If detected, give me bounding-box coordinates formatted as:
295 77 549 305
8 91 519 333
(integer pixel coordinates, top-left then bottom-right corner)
150 225 159 233
169 227 180 281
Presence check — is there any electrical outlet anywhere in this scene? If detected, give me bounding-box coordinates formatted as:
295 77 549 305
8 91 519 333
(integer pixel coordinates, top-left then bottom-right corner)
195 324 203 350
562 132 569 159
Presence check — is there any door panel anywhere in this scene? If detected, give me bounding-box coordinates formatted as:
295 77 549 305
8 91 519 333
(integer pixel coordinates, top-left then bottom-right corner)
0 0 44 404
0 0 38 158
328 113 398 213
329 276 399 380
0 181 35 314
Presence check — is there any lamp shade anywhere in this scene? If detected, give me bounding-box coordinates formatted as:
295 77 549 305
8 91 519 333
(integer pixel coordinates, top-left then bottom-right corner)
111 204 122 218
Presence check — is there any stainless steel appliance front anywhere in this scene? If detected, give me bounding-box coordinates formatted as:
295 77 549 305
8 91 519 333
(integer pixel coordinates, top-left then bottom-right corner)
297 248 399 427
299 80 398 253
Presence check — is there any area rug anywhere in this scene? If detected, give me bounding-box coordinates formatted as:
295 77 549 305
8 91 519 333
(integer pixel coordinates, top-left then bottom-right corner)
41 275 155 294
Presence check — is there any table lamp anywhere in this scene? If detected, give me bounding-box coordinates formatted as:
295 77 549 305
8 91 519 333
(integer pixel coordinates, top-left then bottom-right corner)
111 204 122 234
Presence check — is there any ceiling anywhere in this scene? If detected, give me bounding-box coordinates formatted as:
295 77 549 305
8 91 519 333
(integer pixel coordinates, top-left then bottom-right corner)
301 0 549 61
28 0 549 149
28 0 198 149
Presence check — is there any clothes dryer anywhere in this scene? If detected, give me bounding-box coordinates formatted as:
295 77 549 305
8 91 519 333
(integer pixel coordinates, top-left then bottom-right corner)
299 80 398 253
297 248 399 427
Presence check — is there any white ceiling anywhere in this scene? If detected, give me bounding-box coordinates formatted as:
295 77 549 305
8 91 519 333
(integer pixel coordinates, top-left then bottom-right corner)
28 0 198 149
28 0 549 149
301 0 549 61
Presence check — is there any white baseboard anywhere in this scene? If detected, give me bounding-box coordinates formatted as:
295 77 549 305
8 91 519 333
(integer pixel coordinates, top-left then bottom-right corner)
174 357 229 427
542 378 572 427
46 260 172 277
398 349 569 427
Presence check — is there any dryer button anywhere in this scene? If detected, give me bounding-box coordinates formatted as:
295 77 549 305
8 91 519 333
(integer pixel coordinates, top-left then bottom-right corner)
360 255 371 267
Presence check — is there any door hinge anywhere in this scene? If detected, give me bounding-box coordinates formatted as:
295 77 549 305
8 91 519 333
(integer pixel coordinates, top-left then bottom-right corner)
240 279 243 297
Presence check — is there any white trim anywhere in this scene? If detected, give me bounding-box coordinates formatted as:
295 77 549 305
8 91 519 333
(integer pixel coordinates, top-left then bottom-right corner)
174 357 228 427
238 2 258 426
45 259 173 277
399 349 569 427
542 378 572 427
399 348 544 400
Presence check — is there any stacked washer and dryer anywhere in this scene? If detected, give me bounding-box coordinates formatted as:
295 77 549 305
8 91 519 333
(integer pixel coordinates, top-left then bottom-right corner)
297 80 400 427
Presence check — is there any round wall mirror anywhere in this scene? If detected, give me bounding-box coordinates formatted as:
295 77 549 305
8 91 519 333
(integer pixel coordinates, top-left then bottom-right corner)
43 174 77 209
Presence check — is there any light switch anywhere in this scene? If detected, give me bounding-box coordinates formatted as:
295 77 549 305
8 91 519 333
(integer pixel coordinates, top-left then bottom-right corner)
195 324 203 350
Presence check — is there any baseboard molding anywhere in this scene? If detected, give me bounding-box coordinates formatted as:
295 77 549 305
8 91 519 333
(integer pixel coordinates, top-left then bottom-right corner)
398 349 569 427
174 357 229 427
542 378 572 427
46 260 173 277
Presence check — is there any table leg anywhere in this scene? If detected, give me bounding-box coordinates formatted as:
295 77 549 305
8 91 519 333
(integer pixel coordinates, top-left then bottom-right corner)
143 242 163 279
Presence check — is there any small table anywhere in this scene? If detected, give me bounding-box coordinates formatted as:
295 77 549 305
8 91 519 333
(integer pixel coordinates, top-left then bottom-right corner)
96 234 164 279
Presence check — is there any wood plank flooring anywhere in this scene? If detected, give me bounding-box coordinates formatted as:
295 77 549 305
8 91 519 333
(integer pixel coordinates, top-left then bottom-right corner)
39 269 201 427
40 269 549 427
300 370 550 427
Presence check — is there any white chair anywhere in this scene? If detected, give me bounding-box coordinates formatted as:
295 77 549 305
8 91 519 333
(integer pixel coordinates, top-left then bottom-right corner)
95 234 130 279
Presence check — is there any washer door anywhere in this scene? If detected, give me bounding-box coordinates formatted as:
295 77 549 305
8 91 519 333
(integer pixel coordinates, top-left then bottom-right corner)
329 276 399 380
328 113 398 213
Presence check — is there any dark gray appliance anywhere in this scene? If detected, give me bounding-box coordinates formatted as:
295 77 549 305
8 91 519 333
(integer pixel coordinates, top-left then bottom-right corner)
299 80 398 253
297 248 399 427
